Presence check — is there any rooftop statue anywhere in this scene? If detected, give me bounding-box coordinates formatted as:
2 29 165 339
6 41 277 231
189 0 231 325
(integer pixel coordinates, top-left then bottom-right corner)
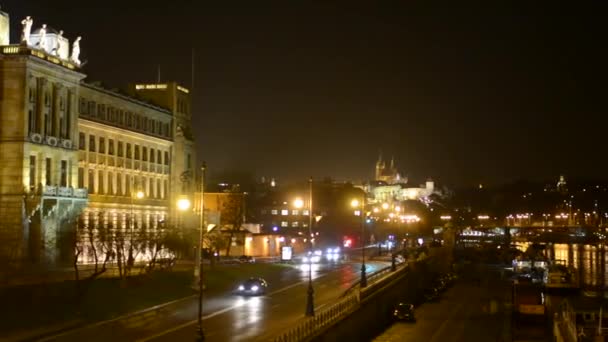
21 16 33 45
38 24 47 51
53 30 64 57
71 36 81 65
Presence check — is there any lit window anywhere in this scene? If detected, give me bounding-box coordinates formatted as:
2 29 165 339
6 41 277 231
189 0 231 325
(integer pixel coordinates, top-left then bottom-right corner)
292 222 299 227
281 209 288 216
271 210 278 215
303 210 310 216
292 210 299 215
281 221 288 227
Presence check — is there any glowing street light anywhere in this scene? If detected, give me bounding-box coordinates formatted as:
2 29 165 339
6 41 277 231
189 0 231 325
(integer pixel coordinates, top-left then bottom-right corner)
382 203 389 210
135 190 144 199
351 196 367 288
294 179 315 317
177 197 191 211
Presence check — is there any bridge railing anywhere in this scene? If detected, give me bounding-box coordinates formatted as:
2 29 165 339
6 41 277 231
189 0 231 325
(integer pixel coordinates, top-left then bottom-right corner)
272 292 359 342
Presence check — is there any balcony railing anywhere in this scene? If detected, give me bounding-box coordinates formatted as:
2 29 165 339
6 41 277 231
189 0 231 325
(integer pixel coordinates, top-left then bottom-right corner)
42 186 88 199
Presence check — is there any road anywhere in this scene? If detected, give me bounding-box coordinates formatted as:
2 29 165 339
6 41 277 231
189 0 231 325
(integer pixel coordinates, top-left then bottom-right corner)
43 259 388 342
373 265 512 342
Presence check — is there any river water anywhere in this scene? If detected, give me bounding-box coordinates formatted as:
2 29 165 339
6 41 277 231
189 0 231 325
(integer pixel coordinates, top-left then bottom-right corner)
514 242 607 291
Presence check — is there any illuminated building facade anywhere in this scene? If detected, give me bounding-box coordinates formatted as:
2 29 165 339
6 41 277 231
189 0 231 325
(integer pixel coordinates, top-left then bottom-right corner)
0 9 196 269
77 83 174 243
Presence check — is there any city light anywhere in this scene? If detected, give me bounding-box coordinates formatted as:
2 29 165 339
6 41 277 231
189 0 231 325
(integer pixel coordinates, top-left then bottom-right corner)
177 197 191 211
351 199 360 208
136 191 144 199
477 215 490 220
293 198 304 209
382 203 389 210
440 215 452 220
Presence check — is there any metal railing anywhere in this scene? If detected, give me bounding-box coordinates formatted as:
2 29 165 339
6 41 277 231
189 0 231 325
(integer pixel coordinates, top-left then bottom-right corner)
272 292 359 342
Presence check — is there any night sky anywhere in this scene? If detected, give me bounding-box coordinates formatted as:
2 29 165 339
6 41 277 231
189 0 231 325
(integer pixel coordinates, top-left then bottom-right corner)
4 1 607 186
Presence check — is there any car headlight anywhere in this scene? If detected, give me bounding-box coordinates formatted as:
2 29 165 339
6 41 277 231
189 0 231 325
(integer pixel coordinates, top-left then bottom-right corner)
302 257 309 263
238 285 245 291
311 256 321 263
251 285 259 292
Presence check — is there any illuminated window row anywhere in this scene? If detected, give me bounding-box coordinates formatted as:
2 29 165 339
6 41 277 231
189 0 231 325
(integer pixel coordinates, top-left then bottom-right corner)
79 133 170 166
78 98 171 139
78 167 168 199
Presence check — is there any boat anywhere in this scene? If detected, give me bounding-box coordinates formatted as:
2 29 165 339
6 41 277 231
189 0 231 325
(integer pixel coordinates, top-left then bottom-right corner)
543 260 579 290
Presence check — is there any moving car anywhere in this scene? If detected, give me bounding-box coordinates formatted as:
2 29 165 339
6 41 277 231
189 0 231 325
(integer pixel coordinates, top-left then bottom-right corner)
234 277 268 296
393 303 415 322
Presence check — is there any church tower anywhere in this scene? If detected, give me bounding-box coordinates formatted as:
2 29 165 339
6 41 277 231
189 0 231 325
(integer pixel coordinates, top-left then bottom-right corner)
375 152 385 181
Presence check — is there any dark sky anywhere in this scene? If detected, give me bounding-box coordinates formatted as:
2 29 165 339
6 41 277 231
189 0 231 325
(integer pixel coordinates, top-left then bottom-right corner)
4 1 607 186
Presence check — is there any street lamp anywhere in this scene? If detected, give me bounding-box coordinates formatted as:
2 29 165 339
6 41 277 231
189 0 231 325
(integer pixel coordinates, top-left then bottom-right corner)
293 177 315 316
351 197 367 288
130 186 144 267
195 162 206 341
177 197 191 211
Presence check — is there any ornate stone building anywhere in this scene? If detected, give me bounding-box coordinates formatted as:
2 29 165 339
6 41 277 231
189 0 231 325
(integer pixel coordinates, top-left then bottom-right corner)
0 9 196 269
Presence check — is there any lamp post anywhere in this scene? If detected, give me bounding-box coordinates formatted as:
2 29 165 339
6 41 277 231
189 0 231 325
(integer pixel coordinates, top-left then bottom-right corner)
194 162 206 341
351 197 367 288
294 176 314 316
130 185 144 267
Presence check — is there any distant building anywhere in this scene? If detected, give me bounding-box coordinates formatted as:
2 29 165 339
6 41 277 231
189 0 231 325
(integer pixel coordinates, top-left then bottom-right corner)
375 153 405 184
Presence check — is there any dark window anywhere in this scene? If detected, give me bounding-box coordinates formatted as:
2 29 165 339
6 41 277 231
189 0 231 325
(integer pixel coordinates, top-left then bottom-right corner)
142 147 147 161
108 172 114 195
108 139 114 155
28 110 35 133
99 137 105 154
29 156 36 189
60 160 67 187
78 167 84 188
89 135 96 152
125 175 131 196
134 145 140 160
150 148 155 163
164 151 169 165
98 170 104 194
118 141 123 157
187 153 191 169
156 179 161 199
126 143 132 159
157 150 162 164
117 173 122 196
45 158 52 186
88 169 94 194
79 133 85 150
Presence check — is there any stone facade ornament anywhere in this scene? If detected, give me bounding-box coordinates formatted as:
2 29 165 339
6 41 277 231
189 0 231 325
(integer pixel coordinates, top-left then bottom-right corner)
38 24 47 51
71 36 81 65
21 16 33 45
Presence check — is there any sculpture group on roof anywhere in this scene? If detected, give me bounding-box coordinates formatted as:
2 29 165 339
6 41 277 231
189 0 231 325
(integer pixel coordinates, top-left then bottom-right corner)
20 15 82 66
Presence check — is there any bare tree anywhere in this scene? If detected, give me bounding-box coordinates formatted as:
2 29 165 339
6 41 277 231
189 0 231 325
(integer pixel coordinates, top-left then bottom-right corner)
220 191 245 257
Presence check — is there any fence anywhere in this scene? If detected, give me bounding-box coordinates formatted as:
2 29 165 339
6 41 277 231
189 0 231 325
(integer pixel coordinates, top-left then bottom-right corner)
273 257 413 342
272 292 360 342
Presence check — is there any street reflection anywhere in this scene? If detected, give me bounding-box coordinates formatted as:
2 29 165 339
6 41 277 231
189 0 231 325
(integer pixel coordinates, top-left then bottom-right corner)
232 296 263 332
298 263 321 280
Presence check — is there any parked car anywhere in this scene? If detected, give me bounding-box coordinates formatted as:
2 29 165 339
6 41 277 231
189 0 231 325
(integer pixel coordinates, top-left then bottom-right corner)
424 287 441 302
238 255 255 263
234 277 268 296
393 303 415 322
